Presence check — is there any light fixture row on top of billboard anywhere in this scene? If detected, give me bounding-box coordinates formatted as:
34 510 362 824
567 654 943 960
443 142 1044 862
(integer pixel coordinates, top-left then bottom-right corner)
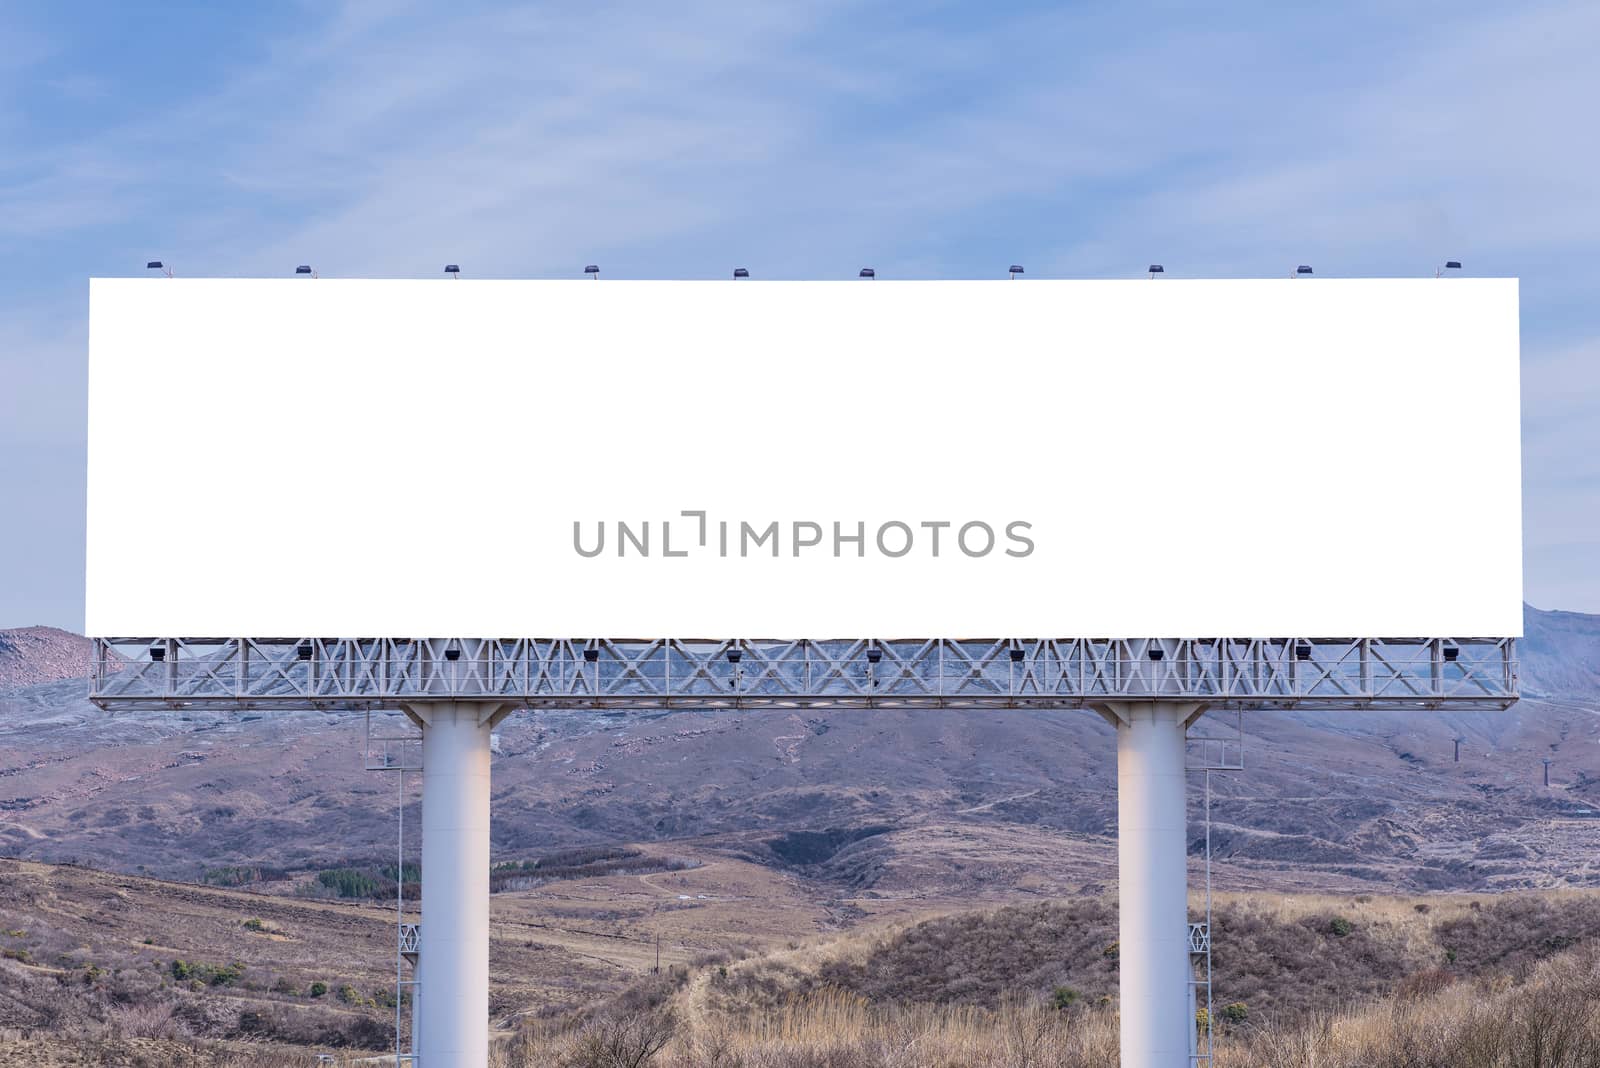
139 261 1470 281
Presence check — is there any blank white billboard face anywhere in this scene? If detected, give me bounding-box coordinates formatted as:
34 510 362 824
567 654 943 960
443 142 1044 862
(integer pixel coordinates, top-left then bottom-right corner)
87 278 1521 638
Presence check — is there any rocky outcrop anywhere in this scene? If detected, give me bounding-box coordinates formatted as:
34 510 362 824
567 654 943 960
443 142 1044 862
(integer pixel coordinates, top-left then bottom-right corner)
0 627 93 690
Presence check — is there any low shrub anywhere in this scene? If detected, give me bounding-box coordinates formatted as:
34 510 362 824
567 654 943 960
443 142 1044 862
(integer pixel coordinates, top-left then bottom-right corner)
317 868 384 899
170 959 245 986
202 865 289 887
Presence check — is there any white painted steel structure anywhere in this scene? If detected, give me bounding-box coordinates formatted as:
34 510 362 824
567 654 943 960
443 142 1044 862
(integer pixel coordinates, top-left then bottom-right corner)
86 276 1521 1068
91 636 1518 711
89 635 1516 1068
1108 701 1200 1066
411 701 506 1068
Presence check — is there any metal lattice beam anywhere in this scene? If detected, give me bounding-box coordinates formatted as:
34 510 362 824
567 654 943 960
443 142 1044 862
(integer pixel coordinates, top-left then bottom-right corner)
89 636 1518 712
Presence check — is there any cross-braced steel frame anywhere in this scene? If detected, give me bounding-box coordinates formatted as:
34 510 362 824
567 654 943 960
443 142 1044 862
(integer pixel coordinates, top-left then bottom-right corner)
89 636 1518 712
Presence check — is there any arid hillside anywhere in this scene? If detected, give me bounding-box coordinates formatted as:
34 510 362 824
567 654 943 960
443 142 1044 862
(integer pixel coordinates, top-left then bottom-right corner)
483 887 1600 1068
0 837 1019 1065
5 857 1600 1067
0 845 833 1066
484 887 1600 1067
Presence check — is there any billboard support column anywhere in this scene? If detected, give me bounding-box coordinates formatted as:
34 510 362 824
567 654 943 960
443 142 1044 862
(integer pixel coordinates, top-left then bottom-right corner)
403 700 512 1067
1099 700 1203 1068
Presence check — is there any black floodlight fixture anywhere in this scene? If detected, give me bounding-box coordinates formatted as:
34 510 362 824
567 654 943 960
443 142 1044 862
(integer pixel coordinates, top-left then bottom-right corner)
1436 260 1462 278
1294 265 1314 277
865 646 883 664
1009 646 1026 662
295 265 317 278
296 642 314 661
1148 264 1164 278
1294 642 1314 661
1008 264 1024 279
584 264 600 279
146 260 173 277
1442 643 1460 663
859 267 875 279
733 267 749 279
149 644 166 662
727 647 743 663
582 646 600 663
443 646 462 662
444 264 460 278
1148 646 1166 662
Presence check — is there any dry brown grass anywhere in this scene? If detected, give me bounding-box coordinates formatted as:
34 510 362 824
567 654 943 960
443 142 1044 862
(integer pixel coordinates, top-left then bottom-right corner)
1216 940 1600 1068
0 1031 325 1066
484 890 1600 1068
491 942 1600 1068
492 989 1121 1068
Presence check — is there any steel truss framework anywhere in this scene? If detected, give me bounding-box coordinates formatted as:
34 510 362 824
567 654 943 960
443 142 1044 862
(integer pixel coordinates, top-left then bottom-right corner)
90 636 1518 712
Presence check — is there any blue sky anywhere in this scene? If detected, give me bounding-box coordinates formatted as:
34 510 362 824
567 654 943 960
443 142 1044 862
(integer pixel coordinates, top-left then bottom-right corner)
2 1 1597 628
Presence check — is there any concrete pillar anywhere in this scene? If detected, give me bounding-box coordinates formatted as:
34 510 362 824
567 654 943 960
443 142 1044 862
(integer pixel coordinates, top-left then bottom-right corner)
405 700 506 1068
1102 701 1198 1068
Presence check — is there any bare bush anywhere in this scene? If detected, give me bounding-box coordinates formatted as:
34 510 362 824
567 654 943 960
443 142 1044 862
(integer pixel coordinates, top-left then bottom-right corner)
564 1008 678 1068
111 999 188 1040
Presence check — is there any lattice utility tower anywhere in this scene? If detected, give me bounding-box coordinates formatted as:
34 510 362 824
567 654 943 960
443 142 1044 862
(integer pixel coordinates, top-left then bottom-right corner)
92 635 1516 1068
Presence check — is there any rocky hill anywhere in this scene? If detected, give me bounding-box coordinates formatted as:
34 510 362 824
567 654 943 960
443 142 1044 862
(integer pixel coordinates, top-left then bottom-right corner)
0 606 1596 898
0 627 92 689
1520 605 1600 697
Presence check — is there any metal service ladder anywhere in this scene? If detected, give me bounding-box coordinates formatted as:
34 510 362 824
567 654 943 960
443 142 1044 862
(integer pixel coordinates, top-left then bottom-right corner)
365 710 424 1066
1187 709 1244 1065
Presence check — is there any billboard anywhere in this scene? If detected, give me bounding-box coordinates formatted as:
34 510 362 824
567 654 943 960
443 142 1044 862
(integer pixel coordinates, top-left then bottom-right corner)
86 278 1522 638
